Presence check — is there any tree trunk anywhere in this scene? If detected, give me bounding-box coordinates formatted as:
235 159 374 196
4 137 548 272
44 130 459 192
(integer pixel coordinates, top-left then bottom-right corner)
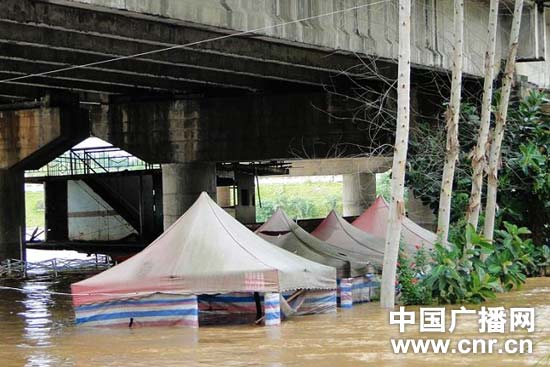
483 0 524 241
437 0 464 243
380 0 411 309
466 0 499 233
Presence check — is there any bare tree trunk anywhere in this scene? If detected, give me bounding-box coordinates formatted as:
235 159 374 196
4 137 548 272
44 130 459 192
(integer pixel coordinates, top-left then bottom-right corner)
483 0 524 241
380 0 411 309
466 0 499 233
437 0 464 243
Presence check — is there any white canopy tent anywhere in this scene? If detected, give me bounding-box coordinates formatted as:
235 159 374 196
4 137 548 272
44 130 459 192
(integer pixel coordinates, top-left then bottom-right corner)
72 193 336 327
256 208 371 278
311 210 386 270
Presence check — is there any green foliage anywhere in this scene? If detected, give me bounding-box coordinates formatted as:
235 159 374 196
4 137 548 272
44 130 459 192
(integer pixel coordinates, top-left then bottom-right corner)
408 101 480 223
256 181 343 222
397 246 432 305
501 91 550 246
401 222 539 305
408 90 550 246
25 191 45 229
256 176 393 222
466 267 500 304
421 227 501 305
493 222 536 279
376 171 392 202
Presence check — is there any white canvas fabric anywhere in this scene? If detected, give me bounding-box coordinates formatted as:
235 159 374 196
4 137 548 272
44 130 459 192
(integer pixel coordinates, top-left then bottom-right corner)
256 208 371 278
311 210 386 269
72 193 336 306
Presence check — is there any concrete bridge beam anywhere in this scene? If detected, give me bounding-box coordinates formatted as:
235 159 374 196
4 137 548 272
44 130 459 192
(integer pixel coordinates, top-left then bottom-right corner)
0 97 89 170
161 162 217 229
0 169 25 261
92 92 387 163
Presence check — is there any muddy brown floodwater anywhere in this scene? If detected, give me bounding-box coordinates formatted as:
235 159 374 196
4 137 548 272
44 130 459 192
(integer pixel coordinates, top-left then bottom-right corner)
1 275 550 367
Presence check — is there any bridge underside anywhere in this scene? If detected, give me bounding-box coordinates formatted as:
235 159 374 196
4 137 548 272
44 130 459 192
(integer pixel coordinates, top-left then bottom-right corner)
0 0 484 261
0 0 482 165
0 0 482 102
0 0 399 103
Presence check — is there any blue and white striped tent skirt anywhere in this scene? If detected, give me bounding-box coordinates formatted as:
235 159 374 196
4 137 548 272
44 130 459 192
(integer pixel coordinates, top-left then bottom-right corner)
74 293 199 327
75 290 337 327
337 274 380 305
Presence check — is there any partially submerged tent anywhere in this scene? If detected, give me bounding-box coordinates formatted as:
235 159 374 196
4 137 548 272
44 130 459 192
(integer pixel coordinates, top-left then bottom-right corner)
72 192 337 327
311 210 386 270
256 208 378 303
352 196 437 253
256 208 371 278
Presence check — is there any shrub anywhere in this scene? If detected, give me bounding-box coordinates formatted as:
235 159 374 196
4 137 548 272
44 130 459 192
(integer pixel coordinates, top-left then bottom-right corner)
397 245 432 305
400 222 538 305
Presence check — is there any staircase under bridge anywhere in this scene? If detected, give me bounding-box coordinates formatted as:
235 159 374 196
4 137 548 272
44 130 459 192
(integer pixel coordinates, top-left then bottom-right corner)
24 143 288 260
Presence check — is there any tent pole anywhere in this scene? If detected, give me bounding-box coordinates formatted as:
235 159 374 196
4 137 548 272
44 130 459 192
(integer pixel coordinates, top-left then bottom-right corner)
254 292 262 320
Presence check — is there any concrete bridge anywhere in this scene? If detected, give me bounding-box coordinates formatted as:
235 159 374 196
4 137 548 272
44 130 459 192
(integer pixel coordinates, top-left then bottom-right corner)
0 0 549 260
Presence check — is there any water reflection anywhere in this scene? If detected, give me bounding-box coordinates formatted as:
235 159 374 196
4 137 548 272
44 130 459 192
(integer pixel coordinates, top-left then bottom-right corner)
1 276 550 366
20 283 53 343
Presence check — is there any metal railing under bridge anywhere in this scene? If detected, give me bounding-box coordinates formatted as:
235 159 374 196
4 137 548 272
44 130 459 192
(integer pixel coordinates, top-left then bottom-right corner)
25 146 160 178
0 255 111 278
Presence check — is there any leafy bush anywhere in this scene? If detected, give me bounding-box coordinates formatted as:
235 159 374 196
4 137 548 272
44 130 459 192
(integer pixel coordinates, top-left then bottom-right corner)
399 222 539 305
534 244 550 276
408 90 550 246
421 227 501 304
397 246 432 305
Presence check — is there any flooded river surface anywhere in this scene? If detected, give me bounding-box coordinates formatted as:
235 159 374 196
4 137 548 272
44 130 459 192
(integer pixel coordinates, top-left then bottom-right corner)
2 274 550 367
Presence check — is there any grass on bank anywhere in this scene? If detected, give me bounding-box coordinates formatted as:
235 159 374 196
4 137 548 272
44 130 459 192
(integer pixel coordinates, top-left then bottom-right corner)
26 191 45 229
256 172 392 222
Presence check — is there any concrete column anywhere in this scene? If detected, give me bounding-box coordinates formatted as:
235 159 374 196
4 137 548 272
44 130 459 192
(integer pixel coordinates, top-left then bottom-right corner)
235 172 256 224
407 192 437 231
45 180 68 241
0 169 25 261
216 186 232 208
161 162 216 229
342 172 376 216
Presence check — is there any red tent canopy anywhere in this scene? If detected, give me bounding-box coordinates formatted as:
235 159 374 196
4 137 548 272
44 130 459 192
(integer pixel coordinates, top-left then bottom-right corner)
352 196 437 253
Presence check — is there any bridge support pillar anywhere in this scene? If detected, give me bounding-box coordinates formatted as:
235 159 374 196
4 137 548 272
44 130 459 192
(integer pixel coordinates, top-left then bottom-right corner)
343 173 376 217
235 172 256 224
407 192 437 231
45 180 68 241
161 162 216 229
216 186 232 208
0 169 25 261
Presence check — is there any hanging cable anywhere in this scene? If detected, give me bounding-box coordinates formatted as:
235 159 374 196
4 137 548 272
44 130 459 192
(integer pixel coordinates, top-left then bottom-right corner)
0 0 391 84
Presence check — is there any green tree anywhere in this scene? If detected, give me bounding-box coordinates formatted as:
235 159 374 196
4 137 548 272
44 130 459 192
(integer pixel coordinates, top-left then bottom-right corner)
408 91 549 246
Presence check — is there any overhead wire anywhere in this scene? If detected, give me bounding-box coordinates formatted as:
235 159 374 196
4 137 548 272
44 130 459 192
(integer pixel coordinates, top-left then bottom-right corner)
0 0 391 84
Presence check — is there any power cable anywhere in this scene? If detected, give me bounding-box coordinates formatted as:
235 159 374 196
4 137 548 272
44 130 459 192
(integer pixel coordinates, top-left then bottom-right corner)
0 0 391 84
